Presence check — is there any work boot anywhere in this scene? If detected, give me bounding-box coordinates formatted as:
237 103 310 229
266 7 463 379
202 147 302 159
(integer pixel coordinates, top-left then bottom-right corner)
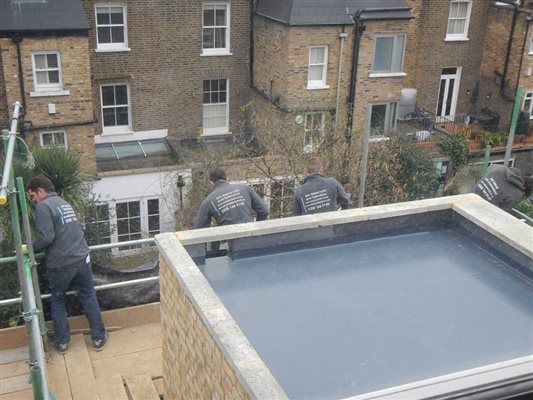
93 332 108 352
53 341 68 355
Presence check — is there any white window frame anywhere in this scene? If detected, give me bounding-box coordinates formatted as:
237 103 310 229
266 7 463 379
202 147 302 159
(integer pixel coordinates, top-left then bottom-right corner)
445 0 472 41
108 197 160 255
371 34 406 76
95 4 130 52
368 102 398 138
30 51 70 97
202 3 231 56
523 91 533 118
307 46 329 90
100 83 132 135
202 78 229 136
40 131 67 148
304 112 325 153
529 32 533 55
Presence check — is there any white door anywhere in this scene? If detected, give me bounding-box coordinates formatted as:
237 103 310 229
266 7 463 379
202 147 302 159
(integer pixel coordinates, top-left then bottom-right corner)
436 67 461 121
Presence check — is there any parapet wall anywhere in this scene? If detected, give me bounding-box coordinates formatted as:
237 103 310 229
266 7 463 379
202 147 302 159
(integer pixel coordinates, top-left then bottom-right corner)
160 256 251 400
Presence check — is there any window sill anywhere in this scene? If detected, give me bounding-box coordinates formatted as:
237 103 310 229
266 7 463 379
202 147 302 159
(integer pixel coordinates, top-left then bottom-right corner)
444 37 469 42
306 84 330 90
201 51 233 57
101 128 134 136
369 72 406 78
95 47 131 53
30 89 70 97
201 131 231 137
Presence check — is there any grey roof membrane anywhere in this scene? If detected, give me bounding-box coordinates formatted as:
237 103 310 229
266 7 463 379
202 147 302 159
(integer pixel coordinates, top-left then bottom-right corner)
255 0 412 25
0 0 89 35
200 228 533 399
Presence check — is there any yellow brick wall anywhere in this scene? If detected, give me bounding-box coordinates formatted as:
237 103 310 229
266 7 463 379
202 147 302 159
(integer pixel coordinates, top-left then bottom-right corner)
0 36 96 173
160 256 251 400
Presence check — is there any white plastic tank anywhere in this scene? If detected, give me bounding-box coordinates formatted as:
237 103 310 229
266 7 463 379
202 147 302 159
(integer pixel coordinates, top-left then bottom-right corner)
398 88 417 120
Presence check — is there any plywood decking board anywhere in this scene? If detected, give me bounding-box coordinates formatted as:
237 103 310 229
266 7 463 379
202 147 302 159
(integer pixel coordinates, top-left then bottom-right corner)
0 388 33 400
153 377 163 397
0 360 27 379
64 335 100 400
47 352 73 400
0 347 28 364
126 375 160 400
0 375 31 395
96 374 128 400
88 323 161 361
92 348 162 380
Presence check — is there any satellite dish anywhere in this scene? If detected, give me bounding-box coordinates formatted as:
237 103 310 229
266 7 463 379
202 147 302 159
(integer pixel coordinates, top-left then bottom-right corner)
295 115 304 124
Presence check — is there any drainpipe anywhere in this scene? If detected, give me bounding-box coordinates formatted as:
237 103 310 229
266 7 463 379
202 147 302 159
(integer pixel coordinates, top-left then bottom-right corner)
335 28 348 126
347 10 365 138
12 35 26 138
250 0 257 87
514 16 533 99
500 2 519 96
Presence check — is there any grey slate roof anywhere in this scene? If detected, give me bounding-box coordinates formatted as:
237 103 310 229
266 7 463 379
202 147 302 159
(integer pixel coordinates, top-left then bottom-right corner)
255 0 412 25
0 0 89 36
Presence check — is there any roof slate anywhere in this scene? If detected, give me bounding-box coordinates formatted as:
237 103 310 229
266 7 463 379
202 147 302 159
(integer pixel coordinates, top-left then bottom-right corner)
0 0 89 35
255 0 412 25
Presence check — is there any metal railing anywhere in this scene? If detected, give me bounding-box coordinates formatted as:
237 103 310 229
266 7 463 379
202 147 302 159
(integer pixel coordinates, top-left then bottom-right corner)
0 238 158 307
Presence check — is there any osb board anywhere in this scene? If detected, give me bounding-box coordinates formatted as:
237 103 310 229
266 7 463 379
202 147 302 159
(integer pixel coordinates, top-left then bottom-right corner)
64 335 100 400
92 348 162 381
126 375 160 400
87 323 161 361
0 303 160 350
0 347 28 364
96 374 128 400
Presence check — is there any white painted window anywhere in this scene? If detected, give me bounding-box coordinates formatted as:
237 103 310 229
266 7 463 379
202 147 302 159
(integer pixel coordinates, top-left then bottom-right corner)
40 131 67 148
202 3 230 55
373 34 405 73
307 46 329 89
523 91 533 117
304 112 325 152
100 84 131 134
529 33 533 54
203 78 228 135
446 0 472 41
86 204 112 246
95 5 129 51
31 52 62 91
112 198 160 252
369 102 398 137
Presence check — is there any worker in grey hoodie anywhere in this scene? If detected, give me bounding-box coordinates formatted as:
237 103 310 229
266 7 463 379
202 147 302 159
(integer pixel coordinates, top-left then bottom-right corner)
293 158 350 216
27 175 107 354
193 168 269 228
472 165 532 211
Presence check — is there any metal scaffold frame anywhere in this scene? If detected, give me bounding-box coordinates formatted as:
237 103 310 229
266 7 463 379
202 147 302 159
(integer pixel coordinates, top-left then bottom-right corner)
1 101 51 400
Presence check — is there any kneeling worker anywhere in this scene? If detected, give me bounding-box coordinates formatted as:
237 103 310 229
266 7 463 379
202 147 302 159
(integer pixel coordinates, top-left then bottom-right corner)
472 164 532 211
293 158 350 216
193 168 269 229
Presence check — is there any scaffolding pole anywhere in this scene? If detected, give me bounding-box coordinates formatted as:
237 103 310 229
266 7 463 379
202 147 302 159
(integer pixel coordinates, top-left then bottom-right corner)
2 104 51 400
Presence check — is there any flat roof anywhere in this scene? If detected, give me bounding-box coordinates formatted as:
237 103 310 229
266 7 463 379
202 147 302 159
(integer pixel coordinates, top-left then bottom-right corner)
200 227 532 398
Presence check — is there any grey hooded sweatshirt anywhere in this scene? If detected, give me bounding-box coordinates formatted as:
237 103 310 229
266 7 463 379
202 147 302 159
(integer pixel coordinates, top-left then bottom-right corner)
473 165 525 211
293 174 350 216
193 180 269 228
33 192 89 268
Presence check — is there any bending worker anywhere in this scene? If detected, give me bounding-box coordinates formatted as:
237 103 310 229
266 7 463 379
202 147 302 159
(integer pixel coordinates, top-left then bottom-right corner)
27 175 107 354
293 158 350 215
472 164 532 211
193 167 269 228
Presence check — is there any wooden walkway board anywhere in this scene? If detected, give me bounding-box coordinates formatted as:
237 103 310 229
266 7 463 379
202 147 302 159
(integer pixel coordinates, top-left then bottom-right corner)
126 375 160 400
47 352 73 400
96 374 128 400
64 335 100 400
92 347 162 380
0 375 31 395
0 347 28 364
0 388 33 400
0 360 27 379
